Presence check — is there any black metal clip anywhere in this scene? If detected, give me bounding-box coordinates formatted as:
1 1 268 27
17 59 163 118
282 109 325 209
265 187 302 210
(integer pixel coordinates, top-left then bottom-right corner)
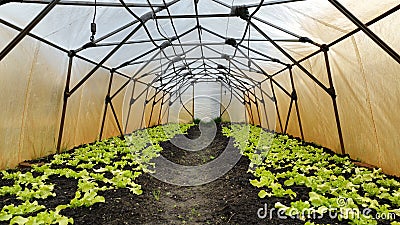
327 87 336 98
90 22 96 42
231 6 249 20
291 90 297 101
64 91 71 100
68 50 76 58
225 38 237 47
105 95 112 103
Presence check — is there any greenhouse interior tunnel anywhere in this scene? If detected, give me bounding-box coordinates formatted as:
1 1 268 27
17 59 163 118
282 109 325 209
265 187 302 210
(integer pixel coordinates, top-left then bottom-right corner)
1 0 400 174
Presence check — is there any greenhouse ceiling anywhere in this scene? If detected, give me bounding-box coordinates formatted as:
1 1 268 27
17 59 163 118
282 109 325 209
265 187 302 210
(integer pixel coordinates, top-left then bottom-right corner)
1 0 398 95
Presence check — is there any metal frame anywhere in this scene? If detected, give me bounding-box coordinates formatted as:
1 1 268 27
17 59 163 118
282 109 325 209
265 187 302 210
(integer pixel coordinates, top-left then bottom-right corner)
10 0 166 7
1 0 397 153
0 0 61 61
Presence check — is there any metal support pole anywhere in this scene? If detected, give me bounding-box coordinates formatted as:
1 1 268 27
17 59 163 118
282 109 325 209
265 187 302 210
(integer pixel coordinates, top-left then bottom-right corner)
0 0 60 61
123 80 136 133
254 87 262 126
323 46 345 154
99 71 115 140
111 79 131 100
0 18 129 80
202 45 283 100
157 95 165 125
259 82 270 129
147 91 157 128
220 81 248 107
260 5 399 84
244 102 248 123
56 51 74 153
270 79 283 132
255 99 262 126
220 82 223 117
288 67 304 139
192 82 195 120
140 88 150 128
235 47 291 98
178 85 193 119
283 98 294 134
247 102 254 124
109 101 124 137
12 0 168 8
246 92 255 124
166 99 171 123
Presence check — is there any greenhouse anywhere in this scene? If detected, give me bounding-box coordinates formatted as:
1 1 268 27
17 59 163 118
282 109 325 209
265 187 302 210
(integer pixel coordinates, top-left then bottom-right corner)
0 0 399 224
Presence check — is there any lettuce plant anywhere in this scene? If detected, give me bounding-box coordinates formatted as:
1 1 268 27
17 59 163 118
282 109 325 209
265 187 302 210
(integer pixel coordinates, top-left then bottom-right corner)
223 124 400 225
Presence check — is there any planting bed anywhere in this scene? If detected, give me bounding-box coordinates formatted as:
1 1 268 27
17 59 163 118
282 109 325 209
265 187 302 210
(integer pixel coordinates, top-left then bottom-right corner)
1 123 400 225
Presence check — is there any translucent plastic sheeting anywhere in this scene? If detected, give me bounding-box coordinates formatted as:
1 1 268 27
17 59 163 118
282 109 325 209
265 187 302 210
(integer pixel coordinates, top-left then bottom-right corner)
142 87 156 128
123 81 149 133
254 84 274 130
101 74 127 138
160 93 170 125
247 90 261 126
0 5 44 29
0 23 126 169
168 83 193 124
331 30 400 175
221 84 245 123
259 81 277 131
0 35 66 169
151 91 165 126
193 82 221 121
141 87 167 128
61 60 109 150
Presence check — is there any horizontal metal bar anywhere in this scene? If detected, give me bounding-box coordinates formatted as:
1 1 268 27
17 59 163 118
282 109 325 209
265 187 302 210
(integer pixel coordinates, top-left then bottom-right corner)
0 18 130 80
155 13 232 19
11 0 166 7
97 37 168 47
69 22 144 95
245 0 306 7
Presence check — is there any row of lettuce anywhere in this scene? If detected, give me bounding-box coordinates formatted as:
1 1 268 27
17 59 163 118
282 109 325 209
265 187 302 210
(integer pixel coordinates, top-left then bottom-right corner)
222 124 400 225
0 124 193 224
